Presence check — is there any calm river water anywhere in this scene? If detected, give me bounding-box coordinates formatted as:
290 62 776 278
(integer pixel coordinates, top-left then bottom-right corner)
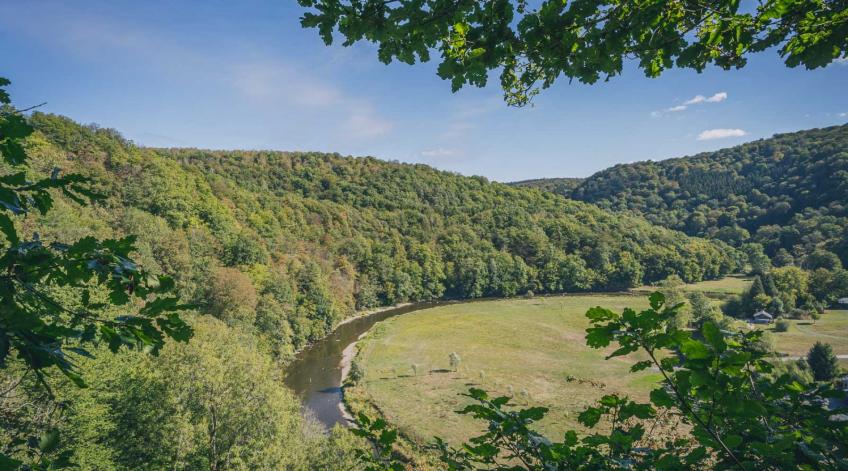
283 302 445 429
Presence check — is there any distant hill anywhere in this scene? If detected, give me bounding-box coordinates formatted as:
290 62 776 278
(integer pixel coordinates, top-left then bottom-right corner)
520 125 848 266
510 177 583 196
18 113 739 358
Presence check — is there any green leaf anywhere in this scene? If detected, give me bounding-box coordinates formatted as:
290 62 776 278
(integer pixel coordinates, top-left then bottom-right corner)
578 406 603 427
38 429 60 453
630 360 652 372
649 291 665 310
650 388 675 408
0 213 18 245
723 434 743 449
680 338 711 360
0 453 22 470
378 429 397 447
701 322 726 351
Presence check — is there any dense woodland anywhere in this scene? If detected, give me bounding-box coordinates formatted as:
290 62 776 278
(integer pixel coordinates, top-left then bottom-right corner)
516 125 848 272
2 110 845 470
23 113 739 356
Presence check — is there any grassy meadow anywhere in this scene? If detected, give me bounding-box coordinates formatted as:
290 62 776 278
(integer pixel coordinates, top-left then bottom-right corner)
633 274 753 297
347 289 848 452
765 310 848 356
347 295 661 446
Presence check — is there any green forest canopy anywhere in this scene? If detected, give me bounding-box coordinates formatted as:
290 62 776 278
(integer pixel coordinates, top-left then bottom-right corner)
298 0 848 105
19 112 739 358
515 124 848 271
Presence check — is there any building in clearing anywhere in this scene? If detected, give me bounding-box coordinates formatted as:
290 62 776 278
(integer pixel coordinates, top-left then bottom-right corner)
751 310 774 324
837 297 848 306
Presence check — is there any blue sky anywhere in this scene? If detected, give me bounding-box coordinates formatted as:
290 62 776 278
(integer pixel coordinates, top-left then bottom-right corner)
1 1 846 182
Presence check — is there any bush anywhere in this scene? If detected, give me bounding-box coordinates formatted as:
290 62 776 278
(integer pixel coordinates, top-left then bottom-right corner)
789 308 808 320
348 360 364 385
775 319 791 332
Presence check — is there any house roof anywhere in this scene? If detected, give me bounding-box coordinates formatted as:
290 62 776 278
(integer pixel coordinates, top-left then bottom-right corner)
753 310 773 318
838 297 848 304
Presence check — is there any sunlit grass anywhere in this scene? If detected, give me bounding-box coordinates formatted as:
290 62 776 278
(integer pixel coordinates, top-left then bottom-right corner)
350 295 660 445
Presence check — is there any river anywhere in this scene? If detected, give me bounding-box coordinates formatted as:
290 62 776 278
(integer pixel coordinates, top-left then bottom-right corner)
283 302 446 429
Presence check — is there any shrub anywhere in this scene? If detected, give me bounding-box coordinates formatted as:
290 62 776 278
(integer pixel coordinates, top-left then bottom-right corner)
348 361 364 384
775 319 791 332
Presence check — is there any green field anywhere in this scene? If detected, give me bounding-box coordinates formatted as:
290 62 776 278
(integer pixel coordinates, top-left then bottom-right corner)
765 310 848 356
349 292 848 450
348 295 660 446
633 274 753 296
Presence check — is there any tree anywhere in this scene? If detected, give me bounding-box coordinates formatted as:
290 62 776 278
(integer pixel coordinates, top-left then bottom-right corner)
206 266 258 323
0 78 192 468
807 341 840 382
744 243 772 275
658 275 690 328
804 249 843 271
686 291 722 329
298 0 848 106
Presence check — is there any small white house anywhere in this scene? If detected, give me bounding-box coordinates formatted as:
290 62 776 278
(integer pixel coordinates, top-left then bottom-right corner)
837 297 848 306
751 310 774 324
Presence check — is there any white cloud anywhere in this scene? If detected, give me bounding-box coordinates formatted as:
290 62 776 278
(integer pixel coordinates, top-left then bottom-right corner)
684 92 727 105
696 128 747 140
654 92 728 116
838 112 847 118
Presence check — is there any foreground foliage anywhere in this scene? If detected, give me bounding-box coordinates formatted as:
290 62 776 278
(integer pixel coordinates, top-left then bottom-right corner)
298 0 848 105
0 78 191 469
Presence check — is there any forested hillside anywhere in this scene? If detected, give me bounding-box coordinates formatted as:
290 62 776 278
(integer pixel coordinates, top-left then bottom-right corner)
522 125 848 267
510 177 584 195
22 113 738 356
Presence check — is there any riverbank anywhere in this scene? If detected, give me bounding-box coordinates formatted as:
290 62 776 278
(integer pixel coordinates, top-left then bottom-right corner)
337 331 368 424
337 303 413 328
284 301 445 429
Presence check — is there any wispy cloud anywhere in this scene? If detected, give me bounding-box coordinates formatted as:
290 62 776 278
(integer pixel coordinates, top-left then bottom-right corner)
342 108 393 138
442 96 501 139
697 128 747 140
838 112 847 118
232 63 342 108
653 92 728 117
421 148 455 158
684 92 727 105
3 2 393 142
230 62 392 138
